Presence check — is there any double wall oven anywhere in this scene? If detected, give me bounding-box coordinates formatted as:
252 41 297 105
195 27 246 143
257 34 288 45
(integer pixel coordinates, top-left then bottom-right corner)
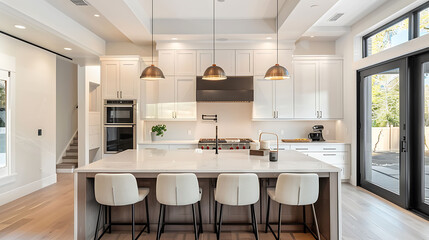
104 100 136 154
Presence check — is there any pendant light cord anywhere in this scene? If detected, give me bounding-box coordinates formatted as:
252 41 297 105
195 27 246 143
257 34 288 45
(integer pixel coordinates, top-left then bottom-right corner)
276 0 279 64
152 0 154 65
213 0 216 64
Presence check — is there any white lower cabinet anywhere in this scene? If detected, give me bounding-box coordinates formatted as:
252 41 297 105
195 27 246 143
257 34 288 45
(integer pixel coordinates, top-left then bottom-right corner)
274 143 350 180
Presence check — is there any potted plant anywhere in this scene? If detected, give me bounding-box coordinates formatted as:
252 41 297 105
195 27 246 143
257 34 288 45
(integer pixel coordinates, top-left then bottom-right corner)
151 124 167 141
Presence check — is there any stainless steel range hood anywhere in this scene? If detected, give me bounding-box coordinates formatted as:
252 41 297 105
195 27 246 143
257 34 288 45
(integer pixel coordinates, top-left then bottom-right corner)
196 76 254 102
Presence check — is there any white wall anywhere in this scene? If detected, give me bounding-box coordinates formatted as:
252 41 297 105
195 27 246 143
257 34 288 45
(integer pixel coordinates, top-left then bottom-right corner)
56 58 78 162
142 102 337 141
0 34 57 206
335 0 429 185
294 39 336 55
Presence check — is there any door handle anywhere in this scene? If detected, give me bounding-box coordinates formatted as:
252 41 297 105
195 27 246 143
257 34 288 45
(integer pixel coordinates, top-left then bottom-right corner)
120 91 122 98
401 137 407 152
320 111 323 118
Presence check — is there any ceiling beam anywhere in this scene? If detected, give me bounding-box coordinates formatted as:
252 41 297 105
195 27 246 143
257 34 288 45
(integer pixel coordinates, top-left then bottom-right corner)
86 0 152 44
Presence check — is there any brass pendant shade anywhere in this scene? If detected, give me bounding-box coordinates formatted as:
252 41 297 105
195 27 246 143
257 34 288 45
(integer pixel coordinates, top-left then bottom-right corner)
140 0 165 80
202 0 227 81
140 64 165 80
264 0 289 80
264 64 290 80
202 64 227 81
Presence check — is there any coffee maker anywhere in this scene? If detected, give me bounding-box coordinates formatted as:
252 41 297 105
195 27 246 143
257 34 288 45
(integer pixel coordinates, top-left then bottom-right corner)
308 125 325 141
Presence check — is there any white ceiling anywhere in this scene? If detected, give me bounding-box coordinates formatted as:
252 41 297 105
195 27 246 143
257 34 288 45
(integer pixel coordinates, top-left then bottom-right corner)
314 0 388 27
45 0 129 42
138 0 287 20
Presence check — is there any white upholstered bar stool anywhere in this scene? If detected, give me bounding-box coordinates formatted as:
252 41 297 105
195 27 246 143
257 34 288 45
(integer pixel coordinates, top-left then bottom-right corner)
265 173 320 240
94 173 150 240
214 173 260 240
156 173 203 240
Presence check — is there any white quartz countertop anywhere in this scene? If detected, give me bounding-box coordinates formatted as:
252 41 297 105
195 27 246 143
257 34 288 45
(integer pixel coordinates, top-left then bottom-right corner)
76 149 340 173
138 140 199 145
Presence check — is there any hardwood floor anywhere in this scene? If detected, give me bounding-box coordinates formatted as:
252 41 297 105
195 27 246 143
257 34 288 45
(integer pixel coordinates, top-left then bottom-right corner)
0 174 428 240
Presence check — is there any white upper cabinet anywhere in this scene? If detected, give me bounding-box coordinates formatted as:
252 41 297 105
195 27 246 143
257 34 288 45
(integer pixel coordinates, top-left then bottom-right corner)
294 61 318 119
236 50 253 76
254 50 276 76
275 78 294 118
175 76 197 119
197 50 235 76
175 50 196 75
101 61 120 99
319 60 343 119
293 57 343 119
119 61 139 99
157 76 176 119
158 50 175 75
253 76 274 119
101 57 139 100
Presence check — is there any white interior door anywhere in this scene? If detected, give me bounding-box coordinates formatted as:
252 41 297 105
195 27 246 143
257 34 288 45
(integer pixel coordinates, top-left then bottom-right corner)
157 76 175 119
175 76 196 119
294 61 318 119
319 60 343 119
253 75 274 119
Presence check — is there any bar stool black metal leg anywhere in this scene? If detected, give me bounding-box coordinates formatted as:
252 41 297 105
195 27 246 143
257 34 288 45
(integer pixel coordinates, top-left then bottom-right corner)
214 201 218 234
217 204 223 240
131 204 135 240
161 205 166 234
94 204 102 240
198 201 203 234
108 206 112 234
192 204 199 240
265 197 270 233
251 204 259 240
250 205 255 234
145 198 150 233
277 204 282 240
156 204 164 240
303 205 306 233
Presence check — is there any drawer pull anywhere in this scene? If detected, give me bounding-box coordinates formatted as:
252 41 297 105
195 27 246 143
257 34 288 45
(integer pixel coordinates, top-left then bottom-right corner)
323 154 337 156
295 148 308 150
323 148 337 150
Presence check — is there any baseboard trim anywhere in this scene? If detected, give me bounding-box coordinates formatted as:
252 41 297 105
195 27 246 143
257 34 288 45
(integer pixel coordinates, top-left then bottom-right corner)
0 174 57 206
56 168 74 174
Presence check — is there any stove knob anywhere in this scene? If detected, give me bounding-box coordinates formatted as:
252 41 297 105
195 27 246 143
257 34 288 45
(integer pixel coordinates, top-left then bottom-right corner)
230 147 233 150
201 146 204 150
242 146 246 149
219 147 222 150
236 146 239 149
206 146 210 150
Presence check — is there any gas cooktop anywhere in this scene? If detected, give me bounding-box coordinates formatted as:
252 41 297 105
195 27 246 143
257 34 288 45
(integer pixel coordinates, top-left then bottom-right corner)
198 138 254 150
198 138 253 144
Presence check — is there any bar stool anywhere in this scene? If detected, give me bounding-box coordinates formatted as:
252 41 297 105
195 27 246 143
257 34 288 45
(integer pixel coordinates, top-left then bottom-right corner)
155 173 203 240
214 173 260 240
94 173 150 240
265 173 320 240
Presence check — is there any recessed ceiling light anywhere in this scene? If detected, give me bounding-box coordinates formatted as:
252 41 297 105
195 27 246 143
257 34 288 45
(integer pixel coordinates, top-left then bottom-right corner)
310 4 319 8
14 25 26 29
94 14 100 17
266 37 273 40
171 37 178 40
64 47 72 51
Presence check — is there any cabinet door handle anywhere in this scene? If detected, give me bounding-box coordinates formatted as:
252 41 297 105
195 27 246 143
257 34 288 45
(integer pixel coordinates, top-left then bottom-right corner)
320 111 322 118
172 112 175 119
323 148 337 150
295 148 308 150
323 154 337 156
120 91 123 98
316 111 319 118
117 91 119 98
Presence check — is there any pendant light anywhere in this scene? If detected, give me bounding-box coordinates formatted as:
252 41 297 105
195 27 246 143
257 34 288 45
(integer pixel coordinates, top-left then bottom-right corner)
140 0 165 80
202 0 227 81
264 0 290 80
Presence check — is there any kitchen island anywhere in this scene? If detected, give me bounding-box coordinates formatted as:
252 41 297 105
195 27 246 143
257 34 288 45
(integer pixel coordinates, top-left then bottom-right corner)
75 149 341 240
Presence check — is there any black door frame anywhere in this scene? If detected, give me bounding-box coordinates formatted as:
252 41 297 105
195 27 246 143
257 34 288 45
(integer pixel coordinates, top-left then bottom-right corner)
409 52 429 216
357 58 409 208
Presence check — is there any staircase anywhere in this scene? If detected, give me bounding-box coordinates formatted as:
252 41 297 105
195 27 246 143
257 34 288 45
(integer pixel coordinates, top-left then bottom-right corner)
56 133 78 173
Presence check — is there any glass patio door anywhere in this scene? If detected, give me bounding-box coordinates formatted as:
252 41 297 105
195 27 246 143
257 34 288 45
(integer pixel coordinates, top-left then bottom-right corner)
411 52 429 215
358 59 408 207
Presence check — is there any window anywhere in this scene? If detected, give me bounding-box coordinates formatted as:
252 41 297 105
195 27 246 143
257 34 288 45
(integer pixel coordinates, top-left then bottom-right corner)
366 18 410 56
363 2 429 57
0 73 8 176
418 7 429 37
